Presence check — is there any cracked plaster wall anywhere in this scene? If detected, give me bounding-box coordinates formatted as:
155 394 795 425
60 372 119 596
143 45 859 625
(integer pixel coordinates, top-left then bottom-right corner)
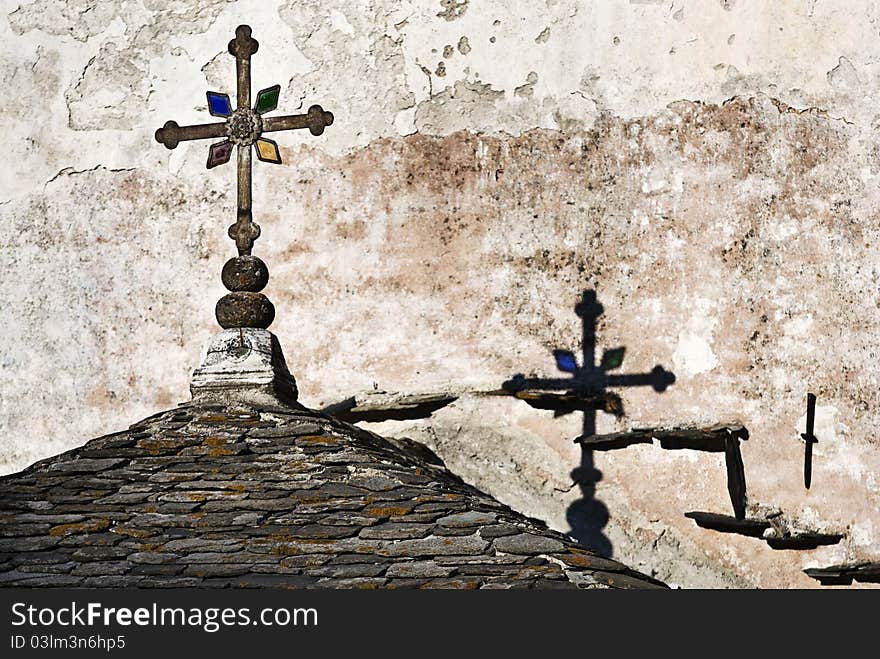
2 0 879 588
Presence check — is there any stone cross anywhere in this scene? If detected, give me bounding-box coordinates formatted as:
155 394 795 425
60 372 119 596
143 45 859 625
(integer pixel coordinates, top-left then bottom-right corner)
155 25 333 330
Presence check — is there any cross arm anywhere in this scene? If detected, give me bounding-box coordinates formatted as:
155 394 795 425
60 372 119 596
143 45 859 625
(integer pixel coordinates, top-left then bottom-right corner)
262 105 335 136
605 366 676 392
501 375 578 392
155 120 227 150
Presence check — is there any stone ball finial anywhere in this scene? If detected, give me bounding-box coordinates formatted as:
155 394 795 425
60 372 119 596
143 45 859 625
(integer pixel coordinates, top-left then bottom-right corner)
222 256 269 292
217 256 273 329
216 292 275 329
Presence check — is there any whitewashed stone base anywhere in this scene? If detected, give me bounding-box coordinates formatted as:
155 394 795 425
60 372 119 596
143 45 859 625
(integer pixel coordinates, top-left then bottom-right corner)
190 328 298 406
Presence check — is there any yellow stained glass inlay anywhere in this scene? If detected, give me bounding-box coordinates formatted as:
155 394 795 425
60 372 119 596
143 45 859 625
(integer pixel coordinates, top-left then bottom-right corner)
256 139 280 163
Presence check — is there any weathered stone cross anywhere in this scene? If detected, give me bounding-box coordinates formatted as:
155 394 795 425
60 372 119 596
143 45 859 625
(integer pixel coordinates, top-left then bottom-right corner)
154 25 333 330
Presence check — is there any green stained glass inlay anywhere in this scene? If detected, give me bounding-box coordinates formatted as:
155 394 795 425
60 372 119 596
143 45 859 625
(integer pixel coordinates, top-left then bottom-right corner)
254 85 280 114
600 347 625 371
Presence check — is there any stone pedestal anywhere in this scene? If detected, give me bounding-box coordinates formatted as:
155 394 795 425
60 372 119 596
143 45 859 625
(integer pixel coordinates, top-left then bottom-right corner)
190 328 298 406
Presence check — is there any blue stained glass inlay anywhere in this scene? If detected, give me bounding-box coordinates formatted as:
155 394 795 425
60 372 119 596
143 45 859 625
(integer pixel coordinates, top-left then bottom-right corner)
207 92 232 117
553 350 578 373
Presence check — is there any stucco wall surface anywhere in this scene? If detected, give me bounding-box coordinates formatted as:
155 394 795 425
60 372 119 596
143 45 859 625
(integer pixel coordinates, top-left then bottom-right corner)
2 0 879 587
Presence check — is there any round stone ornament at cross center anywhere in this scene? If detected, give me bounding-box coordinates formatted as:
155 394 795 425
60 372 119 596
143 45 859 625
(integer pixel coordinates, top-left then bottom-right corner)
226 107 263 146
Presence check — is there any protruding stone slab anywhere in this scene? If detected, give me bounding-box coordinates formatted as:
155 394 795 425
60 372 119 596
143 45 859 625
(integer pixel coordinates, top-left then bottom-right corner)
685 511 771 538
322 391 458 422
575 424 748 452
805 562 880 586
686 510 844 550
765 532 843 551
648 424 749 452
579 424 750 519
575 431 652 451
509 390 623 415
190 328 298 406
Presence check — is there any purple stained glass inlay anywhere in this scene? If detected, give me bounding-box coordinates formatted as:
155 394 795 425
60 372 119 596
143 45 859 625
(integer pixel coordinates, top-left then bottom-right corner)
207 141 233 169
207 92 233 117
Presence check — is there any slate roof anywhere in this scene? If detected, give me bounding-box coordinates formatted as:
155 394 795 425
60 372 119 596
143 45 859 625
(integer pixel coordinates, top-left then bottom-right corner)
0 401 665 589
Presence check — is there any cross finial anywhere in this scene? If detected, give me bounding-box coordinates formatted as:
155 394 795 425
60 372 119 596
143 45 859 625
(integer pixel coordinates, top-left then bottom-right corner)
229 24 259 60
574 289 603 320
155 25 333 330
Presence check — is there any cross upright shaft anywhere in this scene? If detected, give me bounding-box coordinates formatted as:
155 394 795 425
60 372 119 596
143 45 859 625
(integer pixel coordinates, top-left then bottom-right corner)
154 24 334 330
229 25 257 257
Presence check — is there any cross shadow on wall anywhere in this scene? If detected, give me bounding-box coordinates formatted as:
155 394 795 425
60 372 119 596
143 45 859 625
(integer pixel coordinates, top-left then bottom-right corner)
503 290 675 557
